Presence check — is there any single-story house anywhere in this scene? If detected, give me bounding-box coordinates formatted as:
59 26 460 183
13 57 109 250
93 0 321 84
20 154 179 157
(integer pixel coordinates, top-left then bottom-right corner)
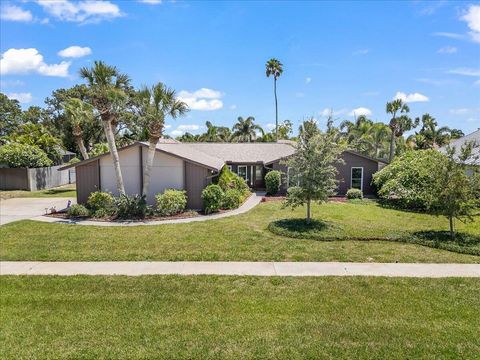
439 129 479 175
60 140 387 209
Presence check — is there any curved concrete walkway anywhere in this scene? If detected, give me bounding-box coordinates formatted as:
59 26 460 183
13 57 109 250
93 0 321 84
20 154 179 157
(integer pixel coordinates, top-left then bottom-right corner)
1 261 479 277
31 192 264 226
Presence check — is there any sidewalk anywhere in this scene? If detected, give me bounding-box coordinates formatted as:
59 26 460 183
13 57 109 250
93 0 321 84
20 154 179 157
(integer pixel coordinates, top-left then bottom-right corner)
2 261 479 277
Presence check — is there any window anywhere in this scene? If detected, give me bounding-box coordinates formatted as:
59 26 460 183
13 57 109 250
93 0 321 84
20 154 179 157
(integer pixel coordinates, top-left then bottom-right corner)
351 167 363 190
255 165 262 180
238 165 247 181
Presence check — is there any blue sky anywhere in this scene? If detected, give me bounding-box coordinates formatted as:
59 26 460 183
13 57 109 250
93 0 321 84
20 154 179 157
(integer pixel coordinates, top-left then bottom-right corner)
1 0 480 137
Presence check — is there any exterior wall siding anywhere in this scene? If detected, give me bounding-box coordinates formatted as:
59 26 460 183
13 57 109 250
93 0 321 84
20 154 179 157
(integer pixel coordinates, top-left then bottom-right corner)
336 152 380 195
184 162 210 209
76 160 100 204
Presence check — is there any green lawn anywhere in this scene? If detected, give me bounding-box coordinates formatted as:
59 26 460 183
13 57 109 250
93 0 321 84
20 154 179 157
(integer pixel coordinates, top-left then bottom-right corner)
1 276 479 359
1 201 479 263
0 184 76 200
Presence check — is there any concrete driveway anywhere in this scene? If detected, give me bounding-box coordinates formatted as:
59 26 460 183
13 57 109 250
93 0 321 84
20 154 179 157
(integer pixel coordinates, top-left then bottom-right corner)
0 197 75 225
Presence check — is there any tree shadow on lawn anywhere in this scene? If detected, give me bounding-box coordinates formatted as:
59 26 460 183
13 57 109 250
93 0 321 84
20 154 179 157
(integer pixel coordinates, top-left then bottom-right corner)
42 188 75 195
268 218 480 256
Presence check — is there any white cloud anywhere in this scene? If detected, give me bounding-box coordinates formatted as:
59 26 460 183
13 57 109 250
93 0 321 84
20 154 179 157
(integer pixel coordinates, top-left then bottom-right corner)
305 77 311 84
58 46 92 58
0 48 70 77
164 124 172 129
437 46 457 54
394 92 429 103
7 92 32 103
265 123 276 130
461 5 480 43
0 79 25 90
1 4 33 22
449 108 469 115
348 107 372 117
178 88 223 111
170 124 201 137
319 108 348 117
448 68 480 77
37 0 122 24
138 0 162 4
353 49 369 55
432 32 464 39
229 104 237 110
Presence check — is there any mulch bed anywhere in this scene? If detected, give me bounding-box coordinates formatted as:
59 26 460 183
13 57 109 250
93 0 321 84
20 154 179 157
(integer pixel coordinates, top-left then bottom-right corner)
46 210 200 222
262 196 348 203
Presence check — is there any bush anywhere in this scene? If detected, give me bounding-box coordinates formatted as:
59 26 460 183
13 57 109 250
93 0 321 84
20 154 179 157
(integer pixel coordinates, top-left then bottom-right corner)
67 204 89 218
346 188 363 200
156 189 187 216
201 184 224 214
114 194 147 219
217 165 250 196
67 157 80 165
0 143 52 168
265 170 281 195
89 143 109 158
91 208 114 218
373 150 447 210
86 191 114 212
223 189 243 209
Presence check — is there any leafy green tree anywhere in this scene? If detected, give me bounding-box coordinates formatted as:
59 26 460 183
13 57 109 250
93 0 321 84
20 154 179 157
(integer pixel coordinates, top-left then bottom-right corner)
265 58 283 141
63 98 94 160
0 93 23 137
176 132 200 142
135 82 188 198
89 143 109 157
283 119 344 223
386 99 416 162
0 143 52 168
231 116 264 142
3 122 63 164
408 113 464 150
80 61 132 194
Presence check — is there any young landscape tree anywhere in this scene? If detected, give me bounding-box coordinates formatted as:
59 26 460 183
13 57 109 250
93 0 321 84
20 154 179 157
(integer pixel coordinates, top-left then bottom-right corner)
79 61 131 195
283 119 344 223
265 58 283 141
63 98 94 160
135 82 188 198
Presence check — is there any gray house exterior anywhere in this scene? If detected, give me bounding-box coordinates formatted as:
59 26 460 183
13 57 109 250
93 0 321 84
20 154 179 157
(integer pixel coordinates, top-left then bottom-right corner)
61 140 386 209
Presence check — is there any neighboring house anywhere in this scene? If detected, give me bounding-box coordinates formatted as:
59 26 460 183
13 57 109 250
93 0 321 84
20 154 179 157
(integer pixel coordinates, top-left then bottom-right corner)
60 140 386 209
439 129 480 175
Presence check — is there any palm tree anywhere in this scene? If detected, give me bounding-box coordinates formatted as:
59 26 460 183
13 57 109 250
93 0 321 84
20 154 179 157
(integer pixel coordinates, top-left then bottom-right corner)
367 122 391 158
231 116 264 142
62 98 94 160
415 113 452 149
386 99 415 162
136 82 188 198
79 61 131 194
199 121 231 142
265 58 283 141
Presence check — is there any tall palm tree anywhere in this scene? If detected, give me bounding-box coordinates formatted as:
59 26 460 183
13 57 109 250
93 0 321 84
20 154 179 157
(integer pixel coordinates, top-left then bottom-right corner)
415 113 452 149
62 98 94 160
367 122 391 158
231 116 264 142
79 61 131 194
265 58 283 141
136 82 188 198
386 99 414 162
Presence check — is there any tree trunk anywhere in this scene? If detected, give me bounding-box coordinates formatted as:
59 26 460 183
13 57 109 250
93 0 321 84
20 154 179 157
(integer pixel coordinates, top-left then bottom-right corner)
75 137 89 160
306 198 311 224
449 216 455 240
142 139 159 199
102 119 125 195
388 131 396 162
274 77 278 142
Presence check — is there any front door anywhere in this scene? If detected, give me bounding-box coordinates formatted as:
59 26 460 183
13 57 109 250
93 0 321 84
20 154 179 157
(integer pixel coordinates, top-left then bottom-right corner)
254 165 264 189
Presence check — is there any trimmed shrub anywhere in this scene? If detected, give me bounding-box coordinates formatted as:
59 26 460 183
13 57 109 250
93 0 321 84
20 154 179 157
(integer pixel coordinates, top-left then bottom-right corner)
114 194 147 219
232 175 250 195
265 170 281 195
217 165 237 191
91 208 114 218
201 184 224 214
223 189 243 209
156 189 187 216
0 143 52 168
67 204 89 218
86 191 114 212
346 188 363 200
